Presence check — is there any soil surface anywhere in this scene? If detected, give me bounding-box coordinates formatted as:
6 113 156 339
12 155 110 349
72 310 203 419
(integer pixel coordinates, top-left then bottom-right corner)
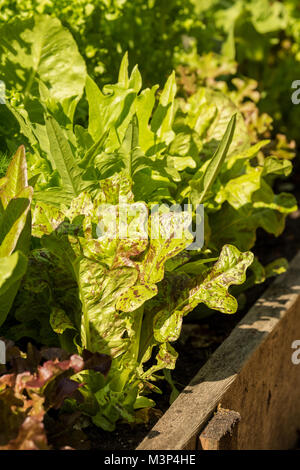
83 164 300 450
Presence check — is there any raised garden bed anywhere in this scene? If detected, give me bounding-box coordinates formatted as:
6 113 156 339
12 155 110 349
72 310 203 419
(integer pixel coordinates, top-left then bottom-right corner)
137 250 300 450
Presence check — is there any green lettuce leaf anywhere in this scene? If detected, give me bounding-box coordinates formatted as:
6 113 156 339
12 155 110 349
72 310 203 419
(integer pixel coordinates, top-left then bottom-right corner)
0 146 32 327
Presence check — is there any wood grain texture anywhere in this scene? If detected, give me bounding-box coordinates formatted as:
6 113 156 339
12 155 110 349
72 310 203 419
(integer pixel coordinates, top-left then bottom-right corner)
137 251 300 450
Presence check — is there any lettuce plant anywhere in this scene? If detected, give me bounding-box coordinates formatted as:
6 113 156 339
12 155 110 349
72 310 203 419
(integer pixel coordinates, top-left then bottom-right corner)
0 16 296 430
29 173 253 430
2 56 255 429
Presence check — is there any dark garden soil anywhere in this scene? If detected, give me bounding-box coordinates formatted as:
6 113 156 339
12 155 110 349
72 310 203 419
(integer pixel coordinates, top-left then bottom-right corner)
80 164 300 451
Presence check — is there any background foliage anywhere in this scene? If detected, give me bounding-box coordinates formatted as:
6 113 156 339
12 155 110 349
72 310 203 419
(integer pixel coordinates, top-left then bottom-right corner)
1 0 299 139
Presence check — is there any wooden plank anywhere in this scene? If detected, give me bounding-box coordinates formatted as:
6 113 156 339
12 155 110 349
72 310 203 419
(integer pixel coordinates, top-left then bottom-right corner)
137 251 300 450
199 408 240 450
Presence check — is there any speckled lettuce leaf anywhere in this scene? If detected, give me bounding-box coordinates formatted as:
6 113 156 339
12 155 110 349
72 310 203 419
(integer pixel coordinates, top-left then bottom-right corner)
77 258 138 355
136 244 253 383
150 245 253 344
116 206 194 313
116 284 158 313
141 342 178 380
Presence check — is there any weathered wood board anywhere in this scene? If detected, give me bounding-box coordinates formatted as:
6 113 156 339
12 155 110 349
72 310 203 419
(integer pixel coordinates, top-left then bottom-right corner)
199 408 241 450
137 251 300 450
